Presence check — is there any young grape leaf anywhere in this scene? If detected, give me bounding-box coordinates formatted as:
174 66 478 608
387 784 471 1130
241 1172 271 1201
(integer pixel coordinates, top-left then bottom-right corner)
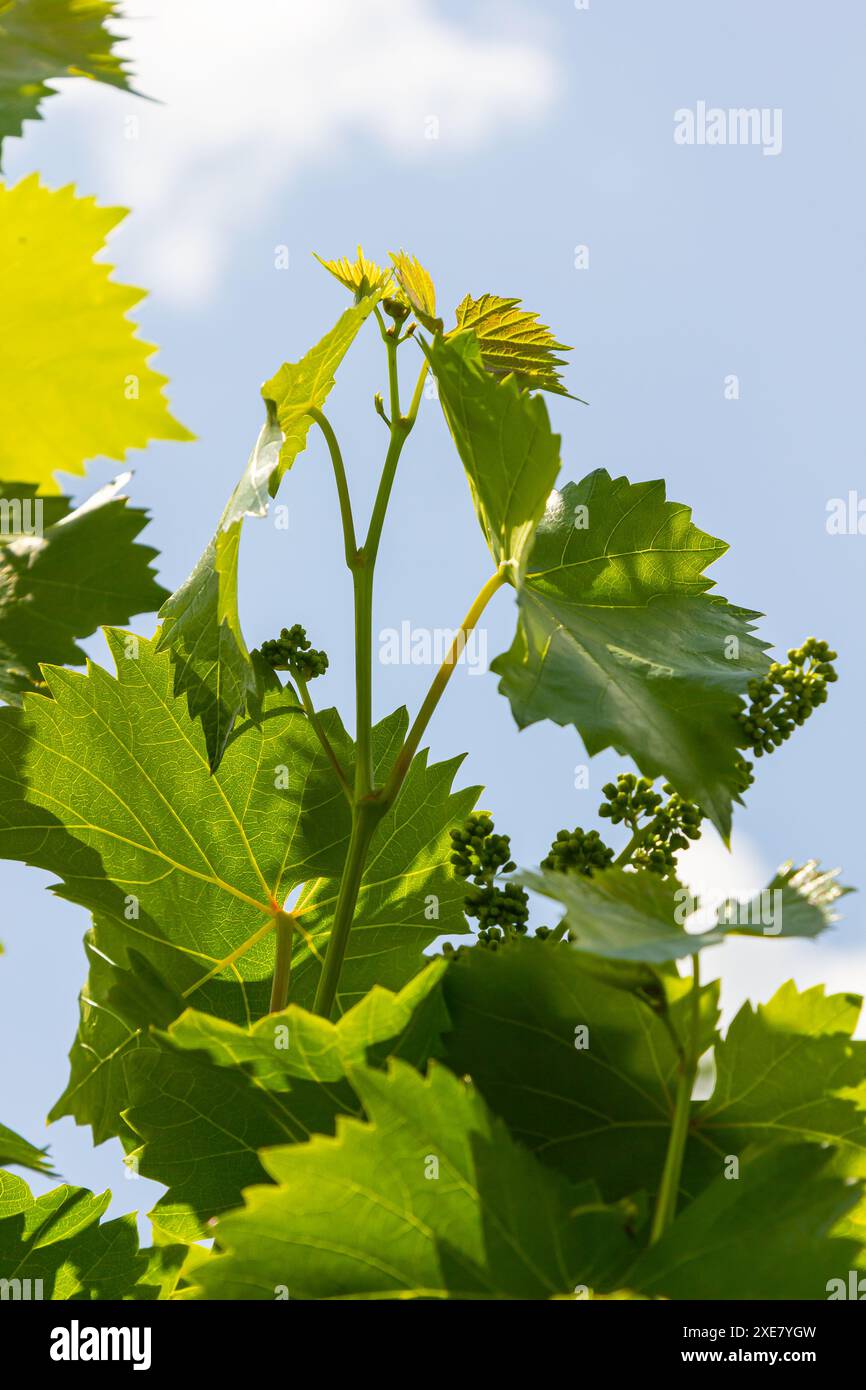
159 294 379 767
0 473 167 704
441 937 719 1203
0 1121 53 1175
0 0 134 154
427 332 561 574
194 1060 636 1300
628 1142 862 1300
681 982 866 1197
123 961 449 1240
389 249 440 332
451 293 576 397
491 471 771 839
313 246 393 299
0 1170 146 1299
0 175 192 489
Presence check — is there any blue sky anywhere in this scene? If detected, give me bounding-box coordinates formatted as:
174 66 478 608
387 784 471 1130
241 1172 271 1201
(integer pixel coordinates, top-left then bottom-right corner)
2 0 864 1222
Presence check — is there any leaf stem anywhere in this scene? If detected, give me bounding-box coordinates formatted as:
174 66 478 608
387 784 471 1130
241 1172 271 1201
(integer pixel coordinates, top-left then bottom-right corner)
649 953 701 1243
293 671 352 803
380 567 507 809
308 405 357 569
268 912 294 1013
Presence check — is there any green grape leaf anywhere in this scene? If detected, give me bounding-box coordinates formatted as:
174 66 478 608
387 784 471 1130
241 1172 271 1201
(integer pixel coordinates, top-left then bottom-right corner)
520 861 841 966
48 940 179 1149
194 1060 636 1300
0 0 134 153
0 1121 53 1175
0 631 348 1139
719 859 853 939
682 982 866 1196
123 961 449 1240
428 332 561 573
0 473 167 704
389 249 440 332
156 415 283 769
628 1142 862 1300
159 295 378 767
491 471 771 838
441 937 719 1203
287 741 479 1014
127 1239 189 1301
451 293 576 397
0 1170 146 1299
0 632 475 1142
520 866 717 965
0 176 192 489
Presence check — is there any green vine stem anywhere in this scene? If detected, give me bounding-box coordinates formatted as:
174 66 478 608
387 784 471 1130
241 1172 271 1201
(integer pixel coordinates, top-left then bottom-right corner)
649 953 702 1243
312 799 382 1017
380 566 507 810
311 343 428 1014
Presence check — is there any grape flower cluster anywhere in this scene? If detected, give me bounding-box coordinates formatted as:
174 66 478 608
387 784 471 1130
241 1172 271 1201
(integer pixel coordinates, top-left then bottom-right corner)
448 812 529 949
737 638 837 758
541 826 614 876
597 773 703 876
259 624 329 681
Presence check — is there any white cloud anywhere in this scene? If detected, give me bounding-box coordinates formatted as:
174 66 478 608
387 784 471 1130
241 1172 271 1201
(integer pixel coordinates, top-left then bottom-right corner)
39 0 558 304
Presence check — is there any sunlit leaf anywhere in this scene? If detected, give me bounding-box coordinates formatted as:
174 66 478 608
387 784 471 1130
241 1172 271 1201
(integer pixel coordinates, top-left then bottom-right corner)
0 175 192 489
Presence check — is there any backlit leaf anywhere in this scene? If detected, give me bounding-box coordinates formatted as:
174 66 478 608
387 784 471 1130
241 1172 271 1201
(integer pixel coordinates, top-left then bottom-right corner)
124 961 449 1240
629 1142 861 1300
389 249 440 332
0 633 475 1142
452 292 575 396
195 1060 636 1299
0 1170 146 1299
682 982 866 1196
0 175 192 489
428 331 561 573
441 936 719 1202
313 245 393 299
